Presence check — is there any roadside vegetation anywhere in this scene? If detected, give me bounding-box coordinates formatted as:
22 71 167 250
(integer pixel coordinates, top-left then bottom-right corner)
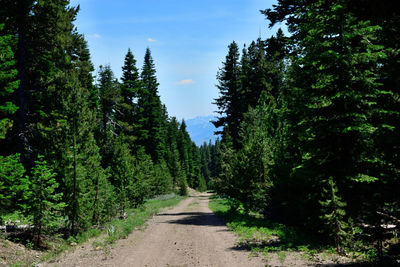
1 194 185 267
1 0 205 261
210 1 400 265
210 196 399 266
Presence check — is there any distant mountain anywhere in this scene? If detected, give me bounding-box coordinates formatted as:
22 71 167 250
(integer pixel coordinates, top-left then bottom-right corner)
185 115 218 146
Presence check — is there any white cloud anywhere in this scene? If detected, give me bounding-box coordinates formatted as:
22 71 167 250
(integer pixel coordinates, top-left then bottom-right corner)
88 33 101 39
147 37 157 42
175 79 194 85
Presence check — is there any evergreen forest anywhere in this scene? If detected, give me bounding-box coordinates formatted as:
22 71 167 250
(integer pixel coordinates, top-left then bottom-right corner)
0 0 208 243
1 0 400 264
211 0 400 259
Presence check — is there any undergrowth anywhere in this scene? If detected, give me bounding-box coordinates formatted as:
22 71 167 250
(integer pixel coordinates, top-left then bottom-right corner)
2 194 185 266
209 195 375 265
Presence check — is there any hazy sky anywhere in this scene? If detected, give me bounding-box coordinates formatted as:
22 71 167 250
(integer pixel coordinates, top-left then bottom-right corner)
69 0 280 120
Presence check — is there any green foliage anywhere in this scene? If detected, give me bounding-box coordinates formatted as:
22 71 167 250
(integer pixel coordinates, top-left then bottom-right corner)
0 0 200 254
211 1 400 261
196 176 207 192
209 196 332 256
319 177 349 254
0 23 19 139
137 48 166 163
109 135 149 213
0 154 28 217
26 155 66 245
40 194 185 264
117 48 141 150
97 64 120 166
128 148 152 204
212 41 243 149
110 136 134 213
211 141 236 199
151 161 173 196
178 178 188 196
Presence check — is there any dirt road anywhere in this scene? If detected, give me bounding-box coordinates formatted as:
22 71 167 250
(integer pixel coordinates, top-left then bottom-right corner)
45 192 265 267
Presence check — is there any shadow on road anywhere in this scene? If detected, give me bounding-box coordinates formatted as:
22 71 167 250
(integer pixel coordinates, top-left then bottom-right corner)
188 195 209 199
161 212 225 227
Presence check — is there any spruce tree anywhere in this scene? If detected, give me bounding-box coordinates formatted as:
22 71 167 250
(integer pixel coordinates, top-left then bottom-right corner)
165 117 182 186
199 142 211 186
110 135 135 214
177 120 192 185
0 24 27 220
235 94 276 212
264 0 387 241
71 33 97 110
360 1 400 230
118 49 142 150
213 41 243 149
97 65 120 167
190 142 203 190
245 39 269 107
138 48 166 163
319 177 348 254
27 155 65 246
0 23 19 140
0 0 34 156
0 154 28 218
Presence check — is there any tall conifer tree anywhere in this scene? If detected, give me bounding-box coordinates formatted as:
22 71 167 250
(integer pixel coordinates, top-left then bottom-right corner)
138 48 165 163
118 48 141 150
0 23 19 140
213 41 242 149
264 0 387 242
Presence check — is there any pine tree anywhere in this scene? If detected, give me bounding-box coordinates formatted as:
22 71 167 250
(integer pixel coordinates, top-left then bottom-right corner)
109 135 135 215
54 72 105 234
211 139 237 205
3 0 102 235
0 23 19 140
151 161 173 195
71 33 96 110
189 142 203 190
117 49 142 150
26 155 65 247
199 142 211 186
0 0 34 156
213 41 243 149
132 147 153 201
165 117 182 185
235 94 276 212
319 177 348 254
264 0 386 237
358 1 400 230
245 39 269 108
0 154 28 218
0 24 26 220
97 65 120 167
32 12 109 233
1 0 117 236
138 48 166 163
209 139 219 179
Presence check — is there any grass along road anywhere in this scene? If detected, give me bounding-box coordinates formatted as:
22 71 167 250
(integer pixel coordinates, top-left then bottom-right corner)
209 196 372 266
43 191 265 267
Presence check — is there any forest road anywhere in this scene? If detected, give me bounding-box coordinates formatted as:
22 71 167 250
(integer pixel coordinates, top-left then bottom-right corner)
44 191 265 267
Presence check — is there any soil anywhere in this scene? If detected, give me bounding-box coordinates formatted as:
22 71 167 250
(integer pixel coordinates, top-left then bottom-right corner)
0 238 43 266
42 191 266 267
38 191 365 267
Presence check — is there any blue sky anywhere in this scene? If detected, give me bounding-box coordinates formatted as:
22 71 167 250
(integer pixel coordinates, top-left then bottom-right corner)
69 0 280 120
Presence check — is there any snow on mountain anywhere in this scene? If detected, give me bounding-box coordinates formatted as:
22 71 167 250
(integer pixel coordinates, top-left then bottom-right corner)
185 115 218 146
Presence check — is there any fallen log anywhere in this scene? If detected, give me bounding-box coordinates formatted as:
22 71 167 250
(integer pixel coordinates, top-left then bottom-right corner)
0 224 33 232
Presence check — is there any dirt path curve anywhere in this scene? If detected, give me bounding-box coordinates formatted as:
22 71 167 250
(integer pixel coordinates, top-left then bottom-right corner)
45 192 265 267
